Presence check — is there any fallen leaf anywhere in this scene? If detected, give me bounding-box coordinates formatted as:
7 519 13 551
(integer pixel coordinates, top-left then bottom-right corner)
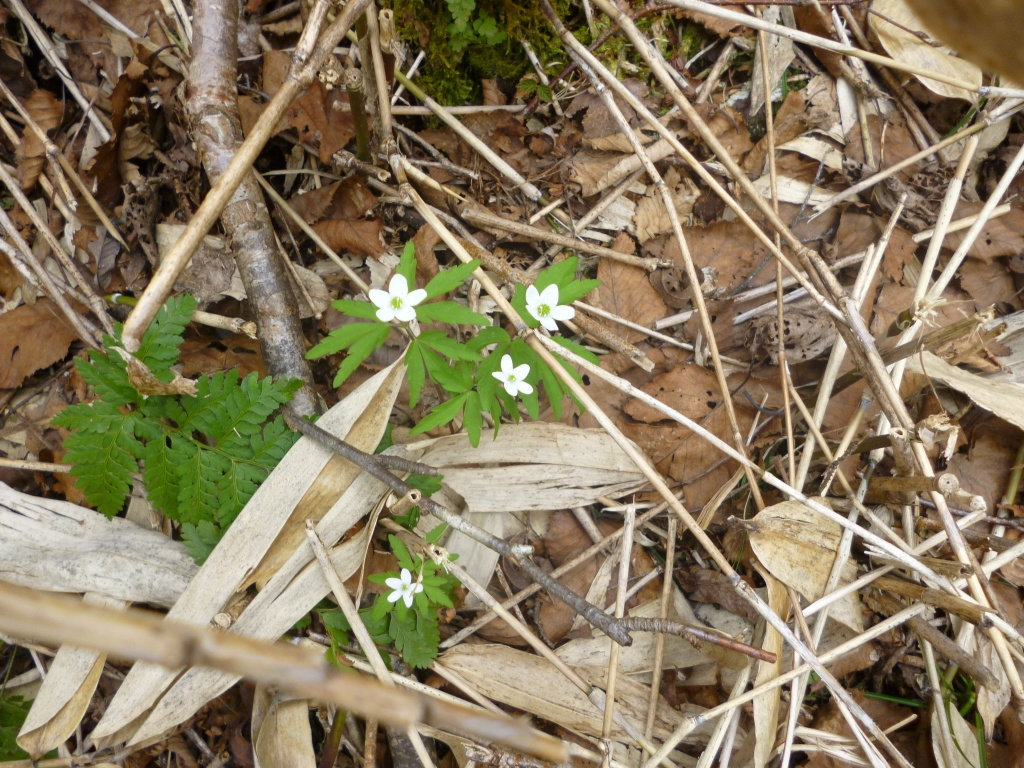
0 300 79 389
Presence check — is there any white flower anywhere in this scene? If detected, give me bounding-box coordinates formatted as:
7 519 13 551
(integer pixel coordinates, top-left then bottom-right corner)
525 284 575 332
385 568 424 609
491 354 533 397
369 274 427 323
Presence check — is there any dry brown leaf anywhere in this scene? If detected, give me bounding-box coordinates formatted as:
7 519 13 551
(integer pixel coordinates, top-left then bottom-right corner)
870 0 982 100
593 237 669 344
741 499 864 632
945 202 1024 262
0 300 78 389
312 219 386 259
16 89 62 190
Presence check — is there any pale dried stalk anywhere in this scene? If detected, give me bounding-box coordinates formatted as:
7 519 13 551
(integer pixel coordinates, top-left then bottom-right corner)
569 50 765 509
0 160 113 334
305 524 435 768
0 211 102 347
540 2 844 326
601 505 635 743
663 0 1024 99
794 199 901 492
121 0 371 350
458 206 663 270
0 79 127 251
0 581 566 763
644 515 676 740
814 116 1013 213
423 545 668 764
729 204 1012 326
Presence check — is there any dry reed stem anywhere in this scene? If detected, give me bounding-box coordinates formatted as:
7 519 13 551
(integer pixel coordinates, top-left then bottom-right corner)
0 581 567 762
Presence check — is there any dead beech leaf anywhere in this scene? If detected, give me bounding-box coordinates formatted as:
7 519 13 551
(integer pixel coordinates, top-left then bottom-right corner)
312 218 386 259
740 499 863 632
945 202 1024 262
17 89 62 190
0 300 78 389
593 238 669 344
633 168 700 243
870 0 982 100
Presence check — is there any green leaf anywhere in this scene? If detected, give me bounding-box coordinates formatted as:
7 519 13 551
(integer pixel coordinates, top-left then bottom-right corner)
550 335 601 366
332 324 392 388
59 404 142 517
414 301 489 326
422 259 480 299
141 431 179 519
418 331 482 362
536 256 579 291
559 278 601 304
181 521 222 564
330 299 381 320
391 610 440 669
134 294 196 378
389 535 417 571
467 326 510 352
421 347 471 395
398 241 417 284
307 321 386 360
425 523 447 544
406 342 426 409
409 392 470 436
537 354 564 421
406 472 444 496
463 390 482 447
0 694 54 760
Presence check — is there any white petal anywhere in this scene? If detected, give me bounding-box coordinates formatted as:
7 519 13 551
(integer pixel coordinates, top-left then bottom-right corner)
525 284 541 306
387 590 403 603
538 315 559 332
402 591 415 608
393 304 417 323
492 370 508 383
550 304 575 321
405 288 427 307
517 381 534 395
389 274 410 297
368 288 391 309
413 582 424 594
398 568 413 584
511 363 531 380
500 354 515 375
384 577 404 590
500 380 517 396
538 284 561 306
375 305 397 323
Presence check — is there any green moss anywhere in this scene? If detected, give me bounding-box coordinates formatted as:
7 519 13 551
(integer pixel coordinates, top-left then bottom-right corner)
384 0 579 106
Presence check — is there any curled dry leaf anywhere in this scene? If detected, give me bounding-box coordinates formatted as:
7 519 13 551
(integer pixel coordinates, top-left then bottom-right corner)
870 0 982 100
0 300 78 389
736 499 864 633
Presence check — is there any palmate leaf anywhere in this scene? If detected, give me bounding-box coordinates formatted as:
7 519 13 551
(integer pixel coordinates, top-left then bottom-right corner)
414 301 488 326
73 346 138 407
422 259 480 299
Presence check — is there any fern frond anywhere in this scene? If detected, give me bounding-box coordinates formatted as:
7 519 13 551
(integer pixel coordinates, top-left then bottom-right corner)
57 403 142 517
181 520 222 564
74 347 139 407
140 432 179 520
170 436 228 525
134 294 196 378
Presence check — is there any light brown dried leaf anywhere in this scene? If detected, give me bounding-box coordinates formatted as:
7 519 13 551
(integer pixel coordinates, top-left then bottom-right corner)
0 300 78 389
